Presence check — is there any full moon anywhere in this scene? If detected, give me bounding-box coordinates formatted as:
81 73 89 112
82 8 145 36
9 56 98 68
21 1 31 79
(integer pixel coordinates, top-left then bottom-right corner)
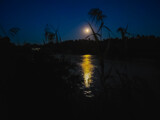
84 28 90 34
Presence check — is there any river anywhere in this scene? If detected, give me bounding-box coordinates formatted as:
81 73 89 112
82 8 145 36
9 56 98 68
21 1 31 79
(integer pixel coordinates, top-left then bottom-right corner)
54 54 160 119
56 54 160 99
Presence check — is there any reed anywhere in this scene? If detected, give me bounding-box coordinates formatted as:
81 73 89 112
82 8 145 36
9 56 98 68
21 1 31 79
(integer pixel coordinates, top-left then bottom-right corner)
87 9 135 99
87 8 113 88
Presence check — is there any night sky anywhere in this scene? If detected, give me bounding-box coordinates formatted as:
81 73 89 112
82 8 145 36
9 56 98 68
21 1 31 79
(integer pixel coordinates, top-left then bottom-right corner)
0 0 160 44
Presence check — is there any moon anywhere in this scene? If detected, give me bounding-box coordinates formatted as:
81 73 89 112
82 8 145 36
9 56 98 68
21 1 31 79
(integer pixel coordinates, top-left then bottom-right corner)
84 28 91 34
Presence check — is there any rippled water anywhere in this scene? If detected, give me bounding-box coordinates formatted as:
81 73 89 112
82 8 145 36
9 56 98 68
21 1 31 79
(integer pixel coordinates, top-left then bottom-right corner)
55 54 102 98
80 55 96 97
80 55 94 88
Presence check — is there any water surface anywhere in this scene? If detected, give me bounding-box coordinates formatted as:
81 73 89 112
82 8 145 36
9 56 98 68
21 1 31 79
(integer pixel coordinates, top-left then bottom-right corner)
80 55 96 97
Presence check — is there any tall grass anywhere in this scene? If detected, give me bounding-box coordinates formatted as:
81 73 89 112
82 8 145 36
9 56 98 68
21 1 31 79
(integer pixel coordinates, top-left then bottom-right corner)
87 8 113 88
87 8 134 97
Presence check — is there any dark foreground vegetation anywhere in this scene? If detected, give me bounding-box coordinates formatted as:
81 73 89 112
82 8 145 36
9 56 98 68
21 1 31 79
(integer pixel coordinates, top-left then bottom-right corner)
0 37 80 119
1 35 160 119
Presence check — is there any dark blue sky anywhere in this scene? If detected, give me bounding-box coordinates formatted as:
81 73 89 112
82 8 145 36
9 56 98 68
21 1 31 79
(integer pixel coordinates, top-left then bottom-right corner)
0 0 160 44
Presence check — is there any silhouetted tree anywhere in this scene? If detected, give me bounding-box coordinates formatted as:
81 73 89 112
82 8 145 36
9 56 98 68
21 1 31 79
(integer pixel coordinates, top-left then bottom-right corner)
45 24 61 44
9 27 20 45
117 25 131 57
117 25 129 40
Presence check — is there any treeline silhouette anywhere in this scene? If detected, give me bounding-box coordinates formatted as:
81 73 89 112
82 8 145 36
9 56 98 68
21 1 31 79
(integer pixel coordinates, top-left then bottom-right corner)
2 34 160 60
11 35 159 60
